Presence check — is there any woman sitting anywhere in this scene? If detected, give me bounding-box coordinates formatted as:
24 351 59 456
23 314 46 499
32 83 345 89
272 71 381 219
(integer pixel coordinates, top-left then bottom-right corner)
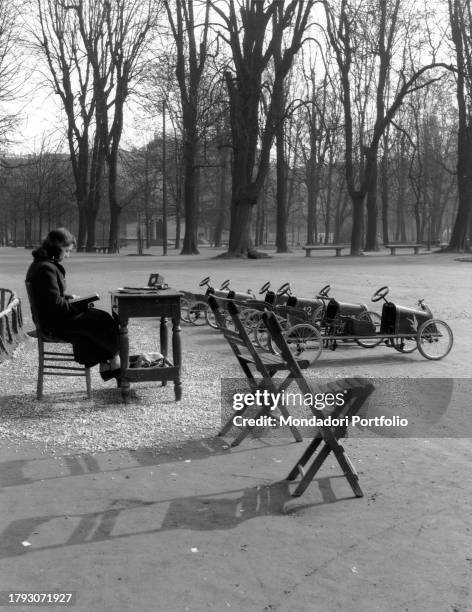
26 227 120 380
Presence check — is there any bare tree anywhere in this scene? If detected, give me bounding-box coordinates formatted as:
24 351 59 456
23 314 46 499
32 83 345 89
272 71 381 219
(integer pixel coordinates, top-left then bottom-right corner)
35 0 157 252
212 0 315 258
75 0 157 252
323 0 452 255
448 0 472 251
0 0 23 150
2 144 74 246
33 0 105 249
163 0 211 255
297 51 342 246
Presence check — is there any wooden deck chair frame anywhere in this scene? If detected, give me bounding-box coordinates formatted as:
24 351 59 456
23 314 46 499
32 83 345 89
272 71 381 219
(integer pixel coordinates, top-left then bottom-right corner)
25 282 92 400
208 296 310 447
262 310 375 498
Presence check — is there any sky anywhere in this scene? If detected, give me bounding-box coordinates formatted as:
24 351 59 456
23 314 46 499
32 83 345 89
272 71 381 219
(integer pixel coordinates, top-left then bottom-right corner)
3 0 454 157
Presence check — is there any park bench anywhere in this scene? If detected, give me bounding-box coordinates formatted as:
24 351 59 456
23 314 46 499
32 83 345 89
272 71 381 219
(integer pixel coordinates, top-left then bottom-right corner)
303 244 347 257
207 295 310 447
385 244 423 256
262 310 375 498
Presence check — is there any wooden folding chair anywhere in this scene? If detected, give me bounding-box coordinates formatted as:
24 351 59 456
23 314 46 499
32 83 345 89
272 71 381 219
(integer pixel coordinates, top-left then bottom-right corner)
262 310 374 498
208 296 311 447
25 282 92 400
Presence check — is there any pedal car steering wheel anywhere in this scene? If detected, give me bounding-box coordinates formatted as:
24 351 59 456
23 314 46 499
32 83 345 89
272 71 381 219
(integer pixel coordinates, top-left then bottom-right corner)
317 284 331 299
276 282 291 296
259 281 271 295
219 279 230 291
371 286 390 302
199 276 211 288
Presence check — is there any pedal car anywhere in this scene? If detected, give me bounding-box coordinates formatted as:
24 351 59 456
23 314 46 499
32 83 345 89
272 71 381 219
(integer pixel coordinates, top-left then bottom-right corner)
268 286 453 363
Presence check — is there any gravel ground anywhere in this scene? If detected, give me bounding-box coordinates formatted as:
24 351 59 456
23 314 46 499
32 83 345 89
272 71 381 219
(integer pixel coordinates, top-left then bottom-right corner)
1 246 470 453
0 320 233 452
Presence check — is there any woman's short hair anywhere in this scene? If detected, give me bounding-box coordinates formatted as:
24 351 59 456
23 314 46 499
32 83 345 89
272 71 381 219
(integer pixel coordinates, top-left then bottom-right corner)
41 228 76 259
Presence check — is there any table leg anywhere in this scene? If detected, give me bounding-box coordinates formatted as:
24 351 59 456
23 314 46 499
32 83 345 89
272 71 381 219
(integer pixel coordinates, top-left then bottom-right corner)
172 317 182 401
118 316 131 402
160 316 168 387
160 316 168 357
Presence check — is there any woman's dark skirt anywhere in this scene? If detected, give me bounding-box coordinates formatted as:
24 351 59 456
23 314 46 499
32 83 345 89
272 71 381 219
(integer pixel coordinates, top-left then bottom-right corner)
53 308 120 368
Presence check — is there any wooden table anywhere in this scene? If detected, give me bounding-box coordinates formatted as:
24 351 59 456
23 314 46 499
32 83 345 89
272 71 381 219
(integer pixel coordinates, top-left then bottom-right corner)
110 289 182 402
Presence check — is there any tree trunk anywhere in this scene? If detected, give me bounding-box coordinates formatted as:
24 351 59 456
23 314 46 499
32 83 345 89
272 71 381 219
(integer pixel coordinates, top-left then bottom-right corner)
414 199 422 243
213 144 229 248
227 197 256 257
275 137 289 252
86 208 98 249
174 147 182 250
77 205 87 250
468 207 472 250
364 160 378 250
174 202 181 250
274 74 288 253
255 194 265 247
224 115 261 257
306 162 317 244
107 156 121 253
380 147 390 244
89 154 102 249
350 193 365 255
395 153 407 242
449 124 472 250
108 205 120 253
395 197 406 242
324 163 333 243
381 152 389 245
180 131 200 255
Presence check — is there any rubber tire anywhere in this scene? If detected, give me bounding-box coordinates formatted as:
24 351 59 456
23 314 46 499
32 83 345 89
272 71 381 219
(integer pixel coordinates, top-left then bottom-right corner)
276 323 323 364
355 311 383 348
416 319 453 360
188 301 209 326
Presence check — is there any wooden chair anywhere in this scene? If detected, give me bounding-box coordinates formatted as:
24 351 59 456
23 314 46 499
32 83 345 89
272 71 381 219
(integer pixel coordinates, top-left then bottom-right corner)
25 282 92 400
262 309 374 498
208 296 310 447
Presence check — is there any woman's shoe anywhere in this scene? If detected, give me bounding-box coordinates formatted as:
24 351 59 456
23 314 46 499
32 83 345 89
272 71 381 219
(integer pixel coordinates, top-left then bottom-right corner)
100 368 121 382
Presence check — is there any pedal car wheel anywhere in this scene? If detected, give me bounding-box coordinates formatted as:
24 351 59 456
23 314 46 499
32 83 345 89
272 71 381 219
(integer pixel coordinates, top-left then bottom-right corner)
254 317 275 352
205 305 220 329
241 308 263 332
355 311 383 348
187 301 209 326
389 337 417 353
180 297 191 323
282 323 323 364
416 319 453 360
310 304 325 325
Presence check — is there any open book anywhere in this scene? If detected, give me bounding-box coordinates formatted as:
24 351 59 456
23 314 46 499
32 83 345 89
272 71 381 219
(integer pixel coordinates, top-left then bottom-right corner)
69 293 100 308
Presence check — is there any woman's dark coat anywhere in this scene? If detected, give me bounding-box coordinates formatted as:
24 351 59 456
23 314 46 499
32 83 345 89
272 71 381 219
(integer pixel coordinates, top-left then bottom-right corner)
26 248 119 367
